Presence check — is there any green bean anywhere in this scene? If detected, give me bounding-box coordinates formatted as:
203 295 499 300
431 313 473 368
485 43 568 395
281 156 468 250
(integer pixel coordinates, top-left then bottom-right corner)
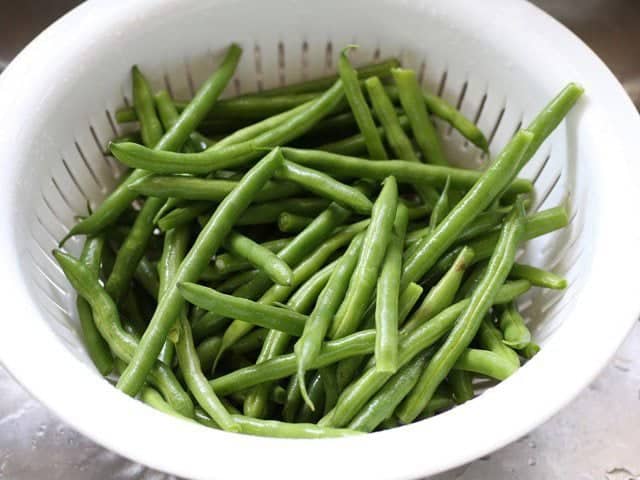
430 177 451 230
406 203 434 220
296 372 325 423
295 233 365 408
227 329 268 356
132 66 163 149
217 216 369 361
478 317 520 368
239 58 399 97
278 212 313 233
402 246 475 333
509 263 567 290
209 238 292 279
348 351 429 432
454 348 518 380
133 255 160 300
224 231 293 286
396 200 525 423
324 274 529 428
140 387 196 423
175 314 239 432
521 342 541 359
110 79 345 175
417 388 456 419
409 209 506 247
366 76 439 205
76 236 113 376
427 206 569 285
116 148 283 396
217 270 259 293
400 130 533 289
244 260 338 419
272 386 287 406
498 302 532 349
375 204 409 373
331 177 398 339
447 370 474 404
282 374 304 422
392 68 447 165
196 336 222 374
179 283 307 336
456 261 489 300
211 281 528 396
217 414 360 438
156 202 211 231
120 289 148 339
128 175 304 202
154 90 199 153
336 281 424 391
281 148 533 195
236 198 330 225
63 44 242 241
339 46 387 159
275 160 373 214
321 365 340 415
53 250 194 417
109 131 142 147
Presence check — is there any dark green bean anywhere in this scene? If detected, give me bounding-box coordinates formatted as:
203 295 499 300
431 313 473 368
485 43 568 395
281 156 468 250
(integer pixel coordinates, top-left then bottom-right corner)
53 250 194 417
275 160 373 214
331 177 398 339
295 372 325 423
281 148 533 195
224 231 293 286
339 46 387 159
77 235 113 376
321 364 340 416
397 200 525 423
375 204 409 373
116 148 283 396
392 68 447 165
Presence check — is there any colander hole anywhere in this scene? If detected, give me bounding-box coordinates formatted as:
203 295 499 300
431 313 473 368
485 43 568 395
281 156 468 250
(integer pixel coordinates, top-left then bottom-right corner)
436 69 448 97
50 177 75 215
233 77 242 96
61 157 91 203
530 153 552 187
89 123 120 178
162 73 174 98
40 193 69 232
253 44 264 91
183 60 196 96
301 40 309 81
74 143 105 192
486 106 506 148
417 60 426 84
373 47 381 61
324 41 334 71
35 215 59 244
277 41 286 86
533 172 562 212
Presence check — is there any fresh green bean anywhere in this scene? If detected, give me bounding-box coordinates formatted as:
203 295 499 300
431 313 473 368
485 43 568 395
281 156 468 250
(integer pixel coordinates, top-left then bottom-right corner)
109 79 346 175
397 200 525 423
63 44 242 241
132 66 163 149
366 76 439 205
321 364 340 415
498 302 532 349
209 238 292 279
278 212 314 233
76 236 113 376
236 198 330 225
521 342 541 359
154 90 199 153
417 387 456 419
295 233 365 408
331 177 398 339
243 260 338 418
227 328 268 356
223 231 293 286
282 374 304 422
179 283 307 336
400 130 533 289
53 250 194 417
339 46 387 159
392 68 447 165
509 263 567 290
281 148 533 195
453 348 518 380
429 177 451 230
348 351 429 432
275 160 373 214
210 281 529 396
375 204 409 373
129 175 305 203
478 317 520 368
217 270 259 293
175 314 239 432
447 370 474 404
117 148 283 396
402 246 475 333
296 372 325 423
196 336 222 374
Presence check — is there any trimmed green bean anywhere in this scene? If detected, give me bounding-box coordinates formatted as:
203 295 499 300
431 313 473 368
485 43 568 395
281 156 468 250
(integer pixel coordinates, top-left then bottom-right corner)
281 148 533 195
509 263 567 290
275 160 373 214
375 204 409 373
397 200 525 423
498 302 532 349
331 177 398 339
454 348 519 380
224 231 293 286
117 148 283 396
339 46 387 159
392 68 447 165
295 233 365 408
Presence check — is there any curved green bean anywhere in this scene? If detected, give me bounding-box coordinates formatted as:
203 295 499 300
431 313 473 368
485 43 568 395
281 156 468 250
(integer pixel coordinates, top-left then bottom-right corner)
478 317 520 367
498 302 532 349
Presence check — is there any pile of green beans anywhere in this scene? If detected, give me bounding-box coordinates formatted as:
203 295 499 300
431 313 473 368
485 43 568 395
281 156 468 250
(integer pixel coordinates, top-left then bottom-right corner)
54 43 582 438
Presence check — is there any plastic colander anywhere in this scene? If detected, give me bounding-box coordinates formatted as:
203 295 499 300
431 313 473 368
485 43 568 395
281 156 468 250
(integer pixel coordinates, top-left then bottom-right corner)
1 0 639 478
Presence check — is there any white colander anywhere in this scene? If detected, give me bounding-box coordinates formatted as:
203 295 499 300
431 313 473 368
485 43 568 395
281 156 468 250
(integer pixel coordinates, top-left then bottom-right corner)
1 0 639 478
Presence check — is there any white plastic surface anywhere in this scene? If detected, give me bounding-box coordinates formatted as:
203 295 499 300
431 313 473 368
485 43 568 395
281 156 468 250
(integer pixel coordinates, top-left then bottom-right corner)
0 0 639 479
